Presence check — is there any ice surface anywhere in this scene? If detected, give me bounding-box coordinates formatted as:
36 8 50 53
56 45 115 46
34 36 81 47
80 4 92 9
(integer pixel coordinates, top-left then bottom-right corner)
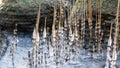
0 34 120 68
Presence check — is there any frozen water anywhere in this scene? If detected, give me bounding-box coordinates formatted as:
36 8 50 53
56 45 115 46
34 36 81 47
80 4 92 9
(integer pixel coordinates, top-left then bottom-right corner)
0 33 120 68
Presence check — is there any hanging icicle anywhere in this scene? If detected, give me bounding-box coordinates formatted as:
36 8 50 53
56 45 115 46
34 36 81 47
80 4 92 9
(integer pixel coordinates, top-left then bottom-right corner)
50 0 57 66
95 0 103 57
80 0 86 48
97 0 102 56
28 51 32 68
88 0 93 57
67 24 74 63
111 0 120 68
30 1 42 68
104 23 113 68
10 23 18 68
56 0 63 65
74 12 79 63
41 17 47 65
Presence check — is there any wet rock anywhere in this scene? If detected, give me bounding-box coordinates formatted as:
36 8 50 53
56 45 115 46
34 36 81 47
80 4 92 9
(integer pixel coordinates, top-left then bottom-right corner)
0 0 55 33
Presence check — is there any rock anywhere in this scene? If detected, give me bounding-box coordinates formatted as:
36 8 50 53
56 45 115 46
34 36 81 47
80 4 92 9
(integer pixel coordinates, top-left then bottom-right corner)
0 0 55 32
0 0 119 33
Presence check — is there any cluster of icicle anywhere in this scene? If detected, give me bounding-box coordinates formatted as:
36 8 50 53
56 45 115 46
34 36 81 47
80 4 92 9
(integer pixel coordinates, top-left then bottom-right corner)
105 0 120 68
28 0 81 68
9 0 120 68
27 0 120 68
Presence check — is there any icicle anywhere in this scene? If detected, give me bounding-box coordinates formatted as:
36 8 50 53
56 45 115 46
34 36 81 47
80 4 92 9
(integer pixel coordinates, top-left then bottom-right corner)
10 42 15 68
31 28 35 68
35 31 39 68
28 51 32 68
111 0 120 68
36 1 41 67
63 11 69 64
95 0 99 55
14 24 18 48
88 0 93 57
50 0 57 66
56 0 63 65
94 0 103 57
104 23 113 68
31 0 42 67
42 17 47 65
10 23 18 68
74 12 79 64
69 0 81 18
63 0 81 63
67 24 74 64
79 0 86 49
43 17 47 38
56 18 61 65
97 0 102 56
